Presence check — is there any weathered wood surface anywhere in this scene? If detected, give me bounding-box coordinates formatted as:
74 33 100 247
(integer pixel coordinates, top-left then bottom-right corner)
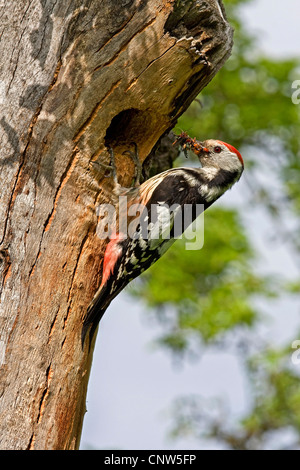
0 0 232 450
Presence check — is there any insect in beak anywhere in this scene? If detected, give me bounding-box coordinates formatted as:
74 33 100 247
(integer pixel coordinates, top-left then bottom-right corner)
172 133 209 156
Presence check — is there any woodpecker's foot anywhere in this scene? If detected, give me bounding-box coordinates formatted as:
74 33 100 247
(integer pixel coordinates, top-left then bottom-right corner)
107 147 118 186
91 148 119 185
123 142 142 187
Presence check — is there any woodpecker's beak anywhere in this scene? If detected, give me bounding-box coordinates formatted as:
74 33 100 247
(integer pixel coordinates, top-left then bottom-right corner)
197 142 209 153
190 146 209 156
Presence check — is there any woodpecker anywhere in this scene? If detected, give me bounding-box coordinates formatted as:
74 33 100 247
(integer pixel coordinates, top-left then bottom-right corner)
82 133 244 347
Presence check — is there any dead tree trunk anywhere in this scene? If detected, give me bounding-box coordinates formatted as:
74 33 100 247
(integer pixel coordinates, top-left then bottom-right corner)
0 0 232 450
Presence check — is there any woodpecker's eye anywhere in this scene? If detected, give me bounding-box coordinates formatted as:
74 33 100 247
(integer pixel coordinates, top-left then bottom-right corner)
214 146 222 153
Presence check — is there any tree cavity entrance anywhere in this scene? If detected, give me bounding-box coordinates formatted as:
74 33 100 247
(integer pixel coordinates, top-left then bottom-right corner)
105 108 153 151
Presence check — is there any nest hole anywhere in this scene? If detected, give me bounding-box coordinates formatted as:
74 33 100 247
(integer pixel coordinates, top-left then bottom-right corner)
105 108 154 150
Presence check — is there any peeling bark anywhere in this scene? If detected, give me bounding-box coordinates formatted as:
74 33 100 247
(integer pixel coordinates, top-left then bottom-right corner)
0 0 233 450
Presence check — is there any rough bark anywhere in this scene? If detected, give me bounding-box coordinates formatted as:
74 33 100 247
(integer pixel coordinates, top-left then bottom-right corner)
0 0 233 450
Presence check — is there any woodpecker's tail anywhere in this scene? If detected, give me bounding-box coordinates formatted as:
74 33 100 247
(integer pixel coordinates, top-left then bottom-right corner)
81 279 126 350
81 283 111 350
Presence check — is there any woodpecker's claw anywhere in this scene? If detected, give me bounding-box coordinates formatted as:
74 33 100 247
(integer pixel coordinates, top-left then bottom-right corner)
90 144 142 190
123 142 142 187
108 148 118 185
90 148 119 184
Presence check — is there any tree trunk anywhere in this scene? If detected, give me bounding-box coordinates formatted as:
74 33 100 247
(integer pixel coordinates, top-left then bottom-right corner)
0 0 232 450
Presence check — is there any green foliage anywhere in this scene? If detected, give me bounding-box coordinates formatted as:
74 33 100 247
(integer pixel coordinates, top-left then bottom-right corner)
243 350 300 436
177 58 299 152
170 347 300 449
131 208 273 353
286 280 300 294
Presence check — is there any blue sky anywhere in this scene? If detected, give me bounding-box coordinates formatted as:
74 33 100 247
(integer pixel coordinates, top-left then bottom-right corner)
80 0 300 450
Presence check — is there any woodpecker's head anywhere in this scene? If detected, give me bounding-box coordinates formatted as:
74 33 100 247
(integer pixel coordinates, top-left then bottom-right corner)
195 139 244 176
